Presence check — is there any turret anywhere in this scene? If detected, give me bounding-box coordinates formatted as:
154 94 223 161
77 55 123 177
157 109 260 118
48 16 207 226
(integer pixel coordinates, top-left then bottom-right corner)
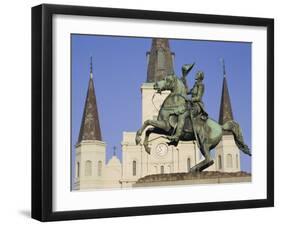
74 57 106 190
215 59 240 172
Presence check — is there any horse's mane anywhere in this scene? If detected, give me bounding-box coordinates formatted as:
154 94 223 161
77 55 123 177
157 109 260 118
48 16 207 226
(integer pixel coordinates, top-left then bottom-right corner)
175 76 188 93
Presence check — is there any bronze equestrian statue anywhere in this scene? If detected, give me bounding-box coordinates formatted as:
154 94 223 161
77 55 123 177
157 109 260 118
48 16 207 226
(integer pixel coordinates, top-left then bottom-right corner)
135 64 251 172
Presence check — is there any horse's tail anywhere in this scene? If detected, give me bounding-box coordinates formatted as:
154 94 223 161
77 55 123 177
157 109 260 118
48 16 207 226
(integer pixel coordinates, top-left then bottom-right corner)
222 120 251 156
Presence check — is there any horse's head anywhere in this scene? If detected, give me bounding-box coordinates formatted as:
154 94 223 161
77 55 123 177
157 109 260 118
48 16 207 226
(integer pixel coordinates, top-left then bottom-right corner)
153 74 177 93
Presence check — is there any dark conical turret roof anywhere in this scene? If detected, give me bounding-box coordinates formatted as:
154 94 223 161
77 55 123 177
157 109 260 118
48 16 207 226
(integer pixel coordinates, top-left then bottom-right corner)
219 77 234 124
218 60 234 134
78 59 102 142
146 38 174 82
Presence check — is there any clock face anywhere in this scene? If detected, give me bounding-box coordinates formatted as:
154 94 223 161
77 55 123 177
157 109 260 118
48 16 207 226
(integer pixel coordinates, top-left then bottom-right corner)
155 143 168 157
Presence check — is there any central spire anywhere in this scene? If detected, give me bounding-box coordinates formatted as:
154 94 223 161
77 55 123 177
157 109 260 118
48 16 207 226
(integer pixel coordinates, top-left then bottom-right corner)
146 38 175 82
77 57 102 142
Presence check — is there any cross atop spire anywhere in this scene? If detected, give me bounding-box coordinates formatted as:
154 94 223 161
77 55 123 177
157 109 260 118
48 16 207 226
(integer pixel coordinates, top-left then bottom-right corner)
113 146 117 156
221 58 226 78
146 38 175 82
90 56 93 79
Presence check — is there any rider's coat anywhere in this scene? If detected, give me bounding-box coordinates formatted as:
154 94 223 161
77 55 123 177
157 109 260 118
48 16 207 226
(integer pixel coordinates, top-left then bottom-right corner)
188 80 207 118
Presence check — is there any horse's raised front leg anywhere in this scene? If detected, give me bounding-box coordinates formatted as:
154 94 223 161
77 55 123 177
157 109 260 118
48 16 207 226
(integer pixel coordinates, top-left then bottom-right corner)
142 127 169 154
135 119 170 145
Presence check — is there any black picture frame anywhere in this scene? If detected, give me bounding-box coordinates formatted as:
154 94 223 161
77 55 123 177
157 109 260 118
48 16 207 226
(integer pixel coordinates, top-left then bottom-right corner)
32 3 274 222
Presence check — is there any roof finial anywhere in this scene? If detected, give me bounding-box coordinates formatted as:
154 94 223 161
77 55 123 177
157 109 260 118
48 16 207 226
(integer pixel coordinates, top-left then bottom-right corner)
113 146 117 156
90 56 93 79
220 58 226 78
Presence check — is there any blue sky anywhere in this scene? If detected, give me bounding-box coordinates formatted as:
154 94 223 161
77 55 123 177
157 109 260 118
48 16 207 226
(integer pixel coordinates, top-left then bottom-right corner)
71 34 252 176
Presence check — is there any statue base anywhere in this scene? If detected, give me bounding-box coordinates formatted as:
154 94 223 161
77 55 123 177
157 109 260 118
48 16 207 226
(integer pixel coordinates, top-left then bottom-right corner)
133 171 251 188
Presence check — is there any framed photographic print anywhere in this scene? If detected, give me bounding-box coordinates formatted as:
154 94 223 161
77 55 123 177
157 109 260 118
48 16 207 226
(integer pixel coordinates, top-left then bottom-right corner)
32 4 274 221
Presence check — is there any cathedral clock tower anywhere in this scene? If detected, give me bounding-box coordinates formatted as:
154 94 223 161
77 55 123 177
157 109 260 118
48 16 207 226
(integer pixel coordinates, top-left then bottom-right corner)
141 38 175 123
121 38 200 188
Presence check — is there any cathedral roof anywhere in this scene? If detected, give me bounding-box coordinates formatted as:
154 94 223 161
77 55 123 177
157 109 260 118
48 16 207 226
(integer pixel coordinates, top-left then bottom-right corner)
78 58 102 142
146 38 175 82
218 60 234 134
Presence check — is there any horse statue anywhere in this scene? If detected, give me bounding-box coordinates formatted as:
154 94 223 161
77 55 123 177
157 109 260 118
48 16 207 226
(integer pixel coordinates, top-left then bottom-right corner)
135 64 251 172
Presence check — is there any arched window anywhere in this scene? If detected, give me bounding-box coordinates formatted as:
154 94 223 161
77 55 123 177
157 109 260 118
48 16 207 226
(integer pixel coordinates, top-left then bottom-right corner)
76 162 80 178
98 161 102 176
154 166 158 174
218 155 222 169
236 154 239 169
160 165 164 174
85 160 92 176
227 154 233 168
167 165 171 174
187 158 191 172
132 160 137 176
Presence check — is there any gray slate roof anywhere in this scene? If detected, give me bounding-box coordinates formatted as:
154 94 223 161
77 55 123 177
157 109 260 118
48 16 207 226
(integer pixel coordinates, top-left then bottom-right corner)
78 75 102 142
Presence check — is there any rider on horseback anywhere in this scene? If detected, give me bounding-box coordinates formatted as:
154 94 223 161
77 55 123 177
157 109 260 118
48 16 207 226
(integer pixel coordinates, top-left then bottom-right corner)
188 71 208 120
136 63 251 171
168 68 208 143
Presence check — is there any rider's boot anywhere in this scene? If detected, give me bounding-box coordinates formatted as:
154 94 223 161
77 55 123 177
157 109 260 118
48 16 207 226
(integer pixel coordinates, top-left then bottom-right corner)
168 112 188 143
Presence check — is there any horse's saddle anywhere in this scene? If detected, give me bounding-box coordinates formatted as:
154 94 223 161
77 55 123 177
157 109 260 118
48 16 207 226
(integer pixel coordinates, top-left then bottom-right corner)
168 115 193 133
169 113 208 134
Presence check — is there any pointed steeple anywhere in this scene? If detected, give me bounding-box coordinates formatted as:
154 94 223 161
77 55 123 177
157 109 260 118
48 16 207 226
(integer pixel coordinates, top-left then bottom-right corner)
78 58 102 142
146 38 175 82
219 59 234 131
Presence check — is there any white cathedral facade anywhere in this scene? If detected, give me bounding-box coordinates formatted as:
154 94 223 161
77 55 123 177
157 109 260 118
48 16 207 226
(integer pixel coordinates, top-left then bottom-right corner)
73 39 241 190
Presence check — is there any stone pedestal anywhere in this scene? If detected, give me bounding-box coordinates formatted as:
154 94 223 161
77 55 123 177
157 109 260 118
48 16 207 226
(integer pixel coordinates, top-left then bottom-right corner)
133 171 251 187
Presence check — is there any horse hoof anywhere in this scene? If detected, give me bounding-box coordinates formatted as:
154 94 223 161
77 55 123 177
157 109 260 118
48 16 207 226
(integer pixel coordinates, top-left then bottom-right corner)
144 146 151 155
135 136 141 145
190 167 198 173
